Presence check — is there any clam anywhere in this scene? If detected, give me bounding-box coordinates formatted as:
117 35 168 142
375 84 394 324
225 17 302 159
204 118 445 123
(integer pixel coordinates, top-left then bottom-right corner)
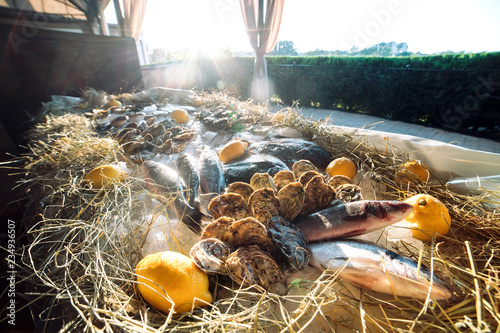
292 160 318 178
273 170 296 191
226 182 254 202
189 238 233 274
250 172 277 192
201 216 235 243
226 245 287 295
208 193 252 220
277 182 305 221
300 175 336 216
229 217 277 257
267 216 310 272
248 188 281 224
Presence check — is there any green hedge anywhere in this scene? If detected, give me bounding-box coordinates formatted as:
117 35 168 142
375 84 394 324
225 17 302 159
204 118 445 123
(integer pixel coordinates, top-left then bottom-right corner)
147 53 500 140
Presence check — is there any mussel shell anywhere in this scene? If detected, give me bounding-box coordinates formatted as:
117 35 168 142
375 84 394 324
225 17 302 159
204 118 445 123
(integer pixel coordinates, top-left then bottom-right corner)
273 170 296 192
292 160 318 178
190 238 234 274
226 245 287 295
277 182 305 221
226 182 254 202
223 154 289 184
208 193 252 221
248 188 280 224
248 139 331 168
267 216 310 272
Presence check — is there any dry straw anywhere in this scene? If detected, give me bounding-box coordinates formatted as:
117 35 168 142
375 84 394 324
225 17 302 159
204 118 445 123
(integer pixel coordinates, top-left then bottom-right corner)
8 91 500 332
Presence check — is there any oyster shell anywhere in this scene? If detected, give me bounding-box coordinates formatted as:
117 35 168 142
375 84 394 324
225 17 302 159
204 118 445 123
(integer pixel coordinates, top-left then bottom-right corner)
226 245 287 295
201 216 235 243
190 238 233 274
277 182 305 221
298 170 323 186
267 216 310 272
229 217 277 257
327 175 352 189
292 159 318 178
208 193 252 220
273 170 296 192
226 182 254 203
250 172 277 192
300 175 336 216
248 188 281 224
335 183 364 203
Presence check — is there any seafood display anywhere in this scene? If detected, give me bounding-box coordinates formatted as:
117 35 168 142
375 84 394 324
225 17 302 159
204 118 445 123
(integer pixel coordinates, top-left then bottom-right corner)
309 239 453 301
94 96 452 303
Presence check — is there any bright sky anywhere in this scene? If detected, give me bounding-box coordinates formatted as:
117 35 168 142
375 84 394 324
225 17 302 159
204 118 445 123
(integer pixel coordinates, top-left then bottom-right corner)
108 0 500 54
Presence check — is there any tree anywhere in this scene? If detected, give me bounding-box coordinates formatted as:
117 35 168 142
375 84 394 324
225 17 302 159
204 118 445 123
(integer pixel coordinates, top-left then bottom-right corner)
270 41 298 56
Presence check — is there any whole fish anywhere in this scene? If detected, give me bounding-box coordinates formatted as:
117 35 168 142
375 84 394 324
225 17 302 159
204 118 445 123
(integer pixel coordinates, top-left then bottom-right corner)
141 160 205 233
199 147 226 201
294 200 413 242
176 153 201 208
309 239 453 301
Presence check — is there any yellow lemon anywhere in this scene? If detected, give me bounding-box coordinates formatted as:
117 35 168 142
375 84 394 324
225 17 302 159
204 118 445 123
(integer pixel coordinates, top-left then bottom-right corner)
171 109 189 124
326 157 357 180
219 140 248 163
84 165 126 188
404 194 451 241
397 160 430 184
135 251 212 313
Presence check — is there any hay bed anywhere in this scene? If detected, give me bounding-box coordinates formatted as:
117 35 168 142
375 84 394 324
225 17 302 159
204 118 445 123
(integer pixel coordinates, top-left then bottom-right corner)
10 90 500 332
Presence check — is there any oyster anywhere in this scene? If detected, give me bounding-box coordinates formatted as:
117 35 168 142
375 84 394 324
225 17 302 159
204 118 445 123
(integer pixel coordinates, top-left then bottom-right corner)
298 170 323 186
277 182 305 221
250 172 277 192
300 175 336 216
335 184 364 203
229 217 277 257
190 238 233 274
267 216 310 272
226 182 254 202
226 245 287 295
273 170 296 192
292 160 318 178
208 193 251 220
248 188 281 224
201 216 235 243
327 175 352 189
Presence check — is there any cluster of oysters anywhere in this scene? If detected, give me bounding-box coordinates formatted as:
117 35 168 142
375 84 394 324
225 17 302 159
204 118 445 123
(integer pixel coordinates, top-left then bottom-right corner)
189 159 364 295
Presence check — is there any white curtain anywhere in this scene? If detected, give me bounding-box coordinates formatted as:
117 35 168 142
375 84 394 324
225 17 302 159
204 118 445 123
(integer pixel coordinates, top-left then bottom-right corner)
121 0 147 39
240 0 284 103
